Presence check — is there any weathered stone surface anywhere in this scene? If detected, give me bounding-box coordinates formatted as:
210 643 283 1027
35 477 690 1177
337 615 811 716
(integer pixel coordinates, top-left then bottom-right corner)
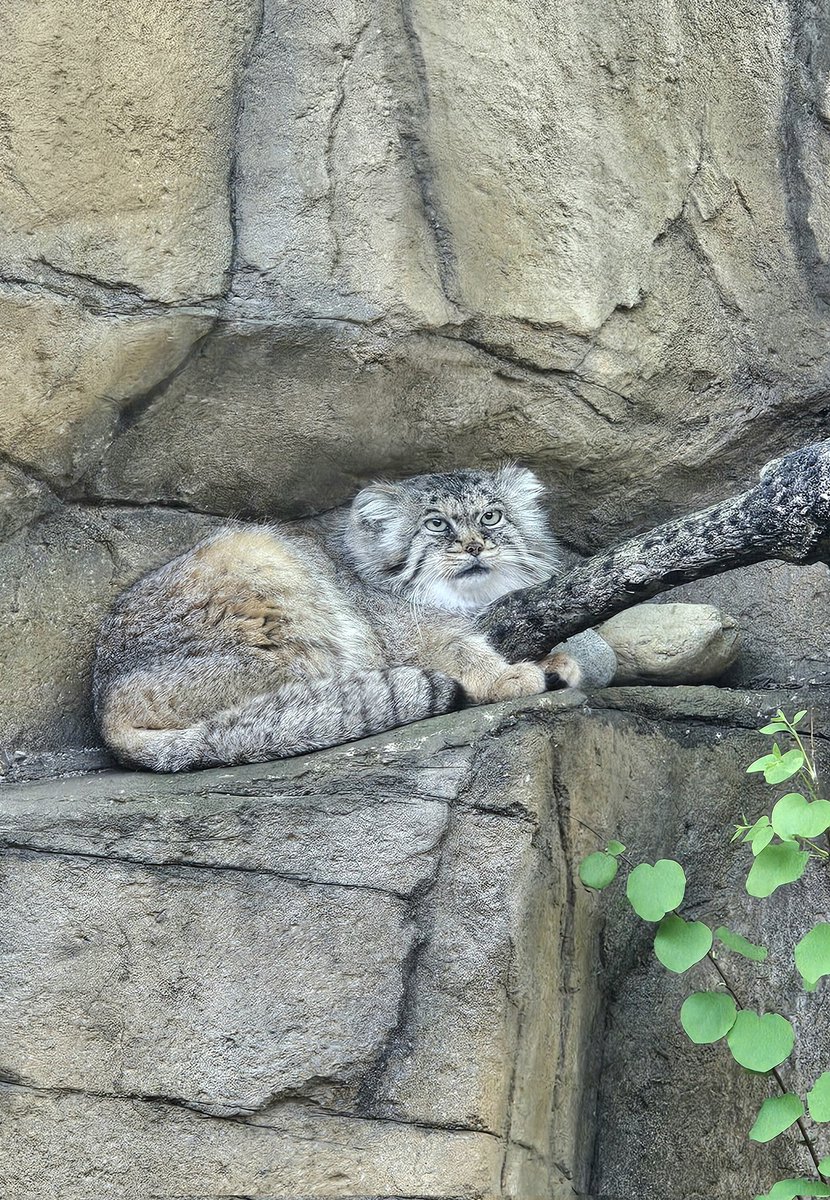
1 694 581 1197
2 1088 506 1199
2 0 830 757
2 689 828 1197
0 462 57 542
557 629 619 690
0 292 213 488
657 560 830 689
598 602 740 684
0 0 257 301
70 0 830 545
0 0 258 502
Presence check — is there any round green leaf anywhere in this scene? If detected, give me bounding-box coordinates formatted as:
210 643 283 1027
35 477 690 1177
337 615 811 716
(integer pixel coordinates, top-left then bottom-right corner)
747 754 777 775
715 926 768 962
807 1071 830 1122
726 1011 795 1072
795 923 830 991
743 815 771 839
680 991 737 1044
764 748 805 784
606 840 626 857
749 1093 804 1142
751 825 775 855
579 852 618 890
654 915 713 973
771 792 830 840
742 815 774 854
746 842 809 898
626 859 686 921
819 1155 830 1176
756 1182 830 1199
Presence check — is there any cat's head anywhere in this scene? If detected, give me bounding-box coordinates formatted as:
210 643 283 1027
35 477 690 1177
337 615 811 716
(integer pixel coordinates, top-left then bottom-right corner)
345 466 561 613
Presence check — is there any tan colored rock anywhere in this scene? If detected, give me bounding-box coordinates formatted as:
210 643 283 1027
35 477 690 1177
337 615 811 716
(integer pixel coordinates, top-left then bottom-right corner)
0 695 582 1197
0 292 212 484
232 0 455 327
0 689 820 1197
598 602 741 684
1 853 417 1114
1 0 829 756
1 1088 506 1199
0 0 258 301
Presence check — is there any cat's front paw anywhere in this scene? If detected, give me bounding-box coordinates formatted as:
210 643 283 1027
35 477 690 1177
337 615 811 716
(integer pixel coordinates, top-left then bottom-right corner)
538 651 583 690
486 662 547 701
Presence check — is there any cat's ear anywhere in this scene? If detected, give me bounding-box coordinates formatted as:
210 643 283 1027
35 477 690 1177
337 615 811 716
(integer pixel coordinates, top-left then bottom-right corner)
495 464 546 505
351 482 404 526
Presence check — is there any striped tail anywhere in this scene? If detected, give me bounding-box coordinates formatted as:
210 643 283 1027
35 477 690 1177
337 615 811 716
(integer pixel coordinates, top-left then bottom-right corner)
102 667 465 773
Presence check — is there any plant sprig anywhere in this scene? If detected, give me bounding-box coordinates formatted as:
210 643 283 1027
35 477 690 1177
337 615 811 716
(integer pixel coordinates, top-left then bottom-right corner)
577 708 830 1198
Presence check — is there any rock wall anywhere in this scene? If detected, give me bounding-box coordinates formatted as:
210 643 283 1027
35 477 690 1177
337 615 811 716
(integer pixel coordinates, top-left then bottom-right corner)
2 1 830 769
3 688 828 1197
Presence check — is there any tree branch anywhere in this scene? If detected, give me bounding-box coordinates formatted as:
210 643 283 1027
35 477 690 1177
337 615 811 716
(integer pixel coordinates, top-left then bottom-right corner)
480 439 830 661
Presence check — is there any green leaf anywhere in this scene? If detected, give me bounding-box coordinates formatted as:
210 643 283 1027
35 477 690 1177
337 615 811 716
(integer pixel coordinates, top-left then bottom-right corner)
747 754 777 774
759 722 789 735
764 748 805 784
679 992 737 1044
807 1071 830 1122
792 709 808 725
654 915 713 973
726 1011 795 1072
743 814 770 842
578 852 618 890
795 923 830 991
715 926 768 962
771 792 830 839
750 825 775 855
746 842 809 898
819 1155 830 1176
748 1093 804 1142
606 840 626 857
755 1182 830 1200
626 860 686 921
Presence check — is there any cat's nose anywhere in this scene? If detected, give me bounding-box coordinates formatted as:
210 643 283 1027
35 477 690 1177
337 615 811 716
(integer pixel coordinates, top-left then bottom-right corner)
464 541 483 557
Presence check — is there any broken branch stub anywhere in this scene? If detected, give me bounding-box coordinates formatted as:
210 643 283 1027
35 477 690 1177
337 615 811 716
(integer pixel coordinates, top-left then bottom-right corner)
480 439 830 662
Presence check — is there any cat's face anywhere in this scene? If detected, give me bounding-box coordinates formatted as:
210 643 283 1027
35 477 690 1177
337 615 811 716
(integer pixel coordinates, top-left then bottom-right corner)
346 466 561 613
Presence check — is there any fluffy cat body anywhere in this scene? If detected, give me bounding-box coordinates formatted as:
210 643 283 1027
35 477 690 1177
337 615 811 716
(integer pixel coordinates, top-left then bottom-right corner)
94 467 581 772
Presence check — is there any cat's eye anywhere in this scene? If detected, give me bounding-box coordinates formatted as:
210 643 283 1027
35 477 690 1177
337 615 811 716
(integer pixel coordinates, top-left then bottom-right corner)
424 516 449 532
480 509 503 527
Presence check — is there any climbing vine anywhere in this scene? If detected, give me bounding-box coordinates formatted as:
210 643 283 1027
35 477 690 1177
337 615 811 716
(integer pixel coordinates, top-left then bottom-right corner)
579 709 830 1200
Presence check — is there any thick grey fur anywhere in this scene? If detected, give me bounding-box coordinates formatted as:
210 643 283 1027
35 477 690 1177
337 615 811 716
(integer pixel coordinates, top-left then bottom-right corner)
95 466 587 772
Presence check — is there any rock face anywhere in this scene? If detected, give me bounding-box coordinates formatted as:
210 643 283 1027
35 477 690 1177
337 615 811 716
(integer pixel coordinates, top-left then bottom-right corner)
3 1 830 765
4 9 830 1197
2 687 827 1198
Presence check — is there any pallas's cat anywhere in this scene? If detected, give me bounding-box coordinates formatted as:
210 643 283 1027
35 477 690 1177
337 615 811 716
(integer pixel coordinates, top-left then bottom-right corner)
94 466 580 772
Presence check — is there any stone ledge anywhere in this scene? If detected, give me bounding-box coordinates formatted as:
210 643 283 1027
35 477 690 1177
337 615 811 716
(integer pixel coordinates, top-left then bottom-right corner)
2 686 827 1198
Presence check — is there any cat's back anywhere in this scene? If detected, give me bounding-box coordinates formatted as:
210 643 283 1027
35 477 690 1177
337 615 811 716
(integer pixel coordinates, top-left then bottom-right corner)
95 522 378 694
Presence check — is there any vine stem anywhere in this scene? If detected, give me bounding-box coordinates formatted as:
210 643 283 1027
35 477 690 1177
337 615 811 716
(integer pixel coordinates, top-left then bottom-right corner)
707 955 824 1180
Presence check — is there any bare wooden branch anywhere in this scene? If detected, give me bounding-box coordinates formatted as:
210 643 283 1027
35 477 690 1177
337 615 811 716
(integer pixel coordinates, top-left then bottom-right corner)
480 439 830 662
